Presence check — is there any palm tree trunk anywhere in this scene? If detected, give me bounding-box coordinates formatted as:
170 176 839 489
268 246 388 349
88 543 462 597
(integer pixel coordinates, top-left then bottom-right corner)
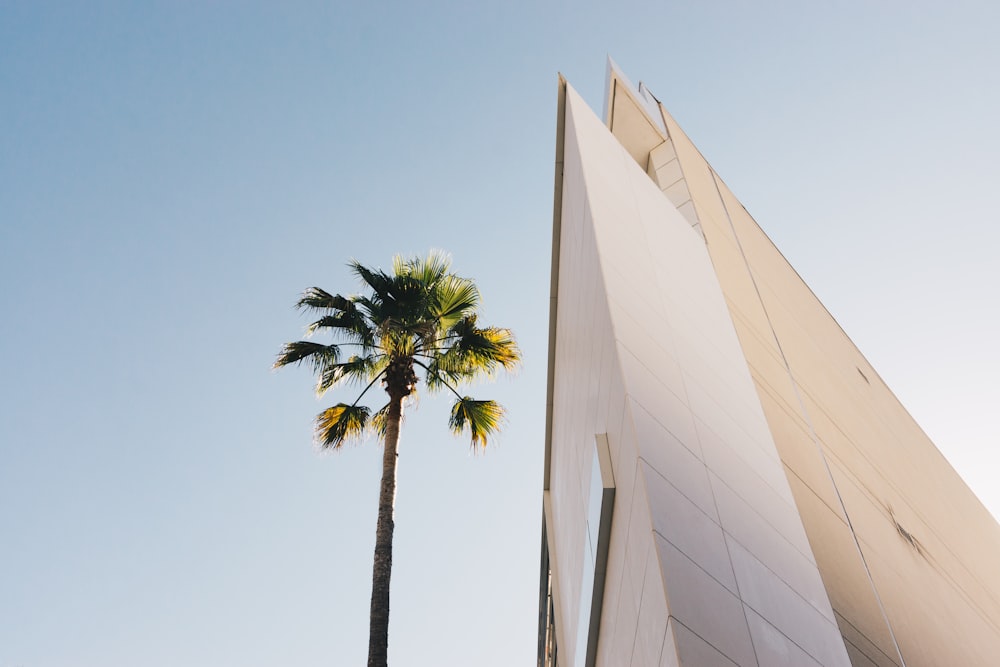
368 393 402 667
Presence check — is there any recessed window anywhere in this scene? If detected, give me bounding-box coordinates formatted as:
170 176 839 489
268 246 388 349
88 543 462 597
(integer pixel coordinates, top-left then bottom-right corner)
574 434 616 667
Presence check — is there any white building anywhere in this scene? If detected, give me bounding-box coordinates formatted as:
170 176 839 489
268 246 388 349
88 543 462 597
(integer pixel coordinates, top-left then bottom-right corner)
538 62 1000 667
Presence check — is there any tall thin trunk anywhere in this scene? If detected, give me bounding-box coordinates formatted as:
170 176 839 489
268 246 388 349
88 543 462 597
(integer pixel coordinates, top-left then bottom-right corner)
368 392 403 667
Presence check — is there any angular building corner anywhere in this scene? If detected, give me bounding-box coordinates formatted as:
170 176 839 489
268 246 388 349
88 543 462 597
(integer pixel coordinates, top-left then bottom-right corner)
538 63 1000 667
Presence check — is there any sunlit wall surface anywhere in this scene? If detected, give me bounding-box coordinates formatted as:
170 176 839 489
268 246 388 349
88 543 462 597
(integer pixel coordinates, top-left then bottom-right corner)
539 64 1000 667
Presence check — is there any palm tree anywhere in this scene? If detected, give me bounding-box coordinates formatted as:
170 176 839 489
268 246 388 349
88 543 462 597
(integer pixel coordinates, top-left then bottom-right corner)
273 251 520 667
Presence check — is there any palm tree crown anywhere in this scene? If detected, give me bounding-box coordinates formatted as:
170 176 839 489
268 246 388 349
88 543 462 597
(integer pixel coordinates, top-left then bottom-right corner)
274 251 520 448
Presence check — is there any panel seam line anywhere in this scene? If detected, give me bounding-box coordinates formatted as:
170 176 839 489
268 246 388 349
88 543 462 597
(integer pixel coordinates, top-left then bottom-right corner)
710 170 908 667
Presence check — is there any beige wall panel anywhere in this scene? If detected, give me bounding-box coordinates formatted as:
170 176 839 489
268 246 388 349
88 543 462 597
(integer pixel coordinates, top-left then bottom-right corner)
726 536 846 666
711 475 822 600
782 473 901 665
642 461 736 592
653 95 1000 665
792 399 900 507
744 605 827 667
779 403 1000 666
747 285 910 455
836 610 898 667
867 552 1000 667
715 168 1000 533
728 320 800 411
632 401 716 516
827 464 1000 666
695 413 798 514
681 368 778 457
701 232 782 355
739 224 1000 597
752 387 843 514
666 618 743 667
714 180 849 349
656 534 758 667
634 544 670 665
842 640 882 667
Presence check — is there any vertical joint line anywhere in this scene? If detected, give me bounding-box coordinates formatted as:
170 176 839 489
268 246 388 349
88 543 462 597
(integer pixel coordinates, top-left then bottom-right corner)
710 172 908 667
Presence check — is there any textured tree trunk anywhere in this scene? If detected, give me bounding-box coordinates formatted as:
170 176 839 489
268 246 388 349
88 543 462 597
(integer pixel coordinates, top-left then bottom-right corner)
368 392 402 667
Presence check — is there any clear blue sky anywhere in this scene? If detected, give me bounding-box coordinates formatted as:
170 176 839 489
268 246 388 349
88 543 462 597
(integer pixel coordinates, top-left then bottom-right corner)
2 2 998 665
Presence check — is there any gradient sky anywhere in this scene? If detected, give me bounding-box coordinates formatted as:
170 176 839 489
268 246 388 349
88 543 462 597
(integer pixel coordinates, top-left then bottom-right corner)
2 2 998 666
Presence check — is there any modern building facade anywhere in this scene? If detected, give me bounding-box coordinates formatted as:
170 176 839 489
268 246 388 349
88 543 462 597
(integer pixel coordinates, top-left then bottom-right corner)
538 63 1000 667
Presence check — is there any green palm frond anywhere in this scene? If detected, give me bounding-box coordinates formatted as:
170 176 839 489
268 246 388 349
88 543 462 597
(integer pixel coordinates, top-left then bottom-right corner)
438 321 520 375
353 295 381 322
354 269 433 336
422 356 478 393
350 261 397 304
449 397 505 449
468 327 520 370
383 274 434 324
296 287 353 311
273 341 340 372
307 307 376 348
317 354 386 394
431 274 480 333
446 313 477 339
315 403 371 449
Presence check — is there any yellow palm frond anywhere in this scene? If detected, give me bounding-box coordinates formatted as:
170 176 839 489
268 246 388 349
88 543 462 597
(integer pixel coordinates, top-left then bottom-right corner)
315 403 371 449
370 403 393 438
437 323 520 376
449 398 505 449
